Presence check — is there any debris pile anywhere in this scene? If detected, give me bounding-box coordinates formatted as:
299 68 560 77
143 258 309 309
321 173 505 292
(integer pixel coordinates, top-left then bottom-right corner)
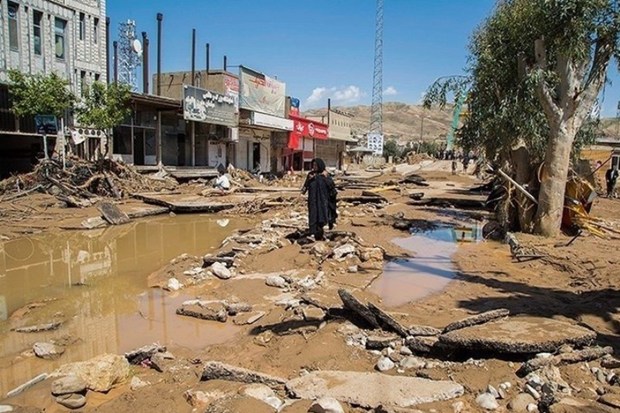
0 157 176 206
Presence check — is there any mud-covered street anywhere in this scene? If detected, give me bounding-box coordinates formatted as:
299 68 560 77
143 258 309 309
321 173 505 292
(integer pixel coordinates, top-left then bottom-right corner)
0 160 618 412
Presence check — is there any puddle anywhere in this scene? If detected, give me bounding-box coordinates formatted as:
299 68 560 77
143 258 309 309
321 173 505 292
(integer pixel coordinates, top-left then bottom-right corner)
0 215 246 397
370 224 482 308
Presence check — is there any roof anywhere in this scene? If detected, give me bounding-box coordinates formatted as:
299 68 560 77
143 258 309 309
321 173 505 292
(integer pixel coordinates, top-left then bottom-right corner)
130 92 181 110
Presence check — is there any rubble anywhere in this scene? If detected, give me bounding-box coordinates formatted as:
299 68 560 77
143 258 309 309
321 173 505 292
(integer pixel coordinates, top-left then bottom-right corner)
442 308 510 333
201 361 287 387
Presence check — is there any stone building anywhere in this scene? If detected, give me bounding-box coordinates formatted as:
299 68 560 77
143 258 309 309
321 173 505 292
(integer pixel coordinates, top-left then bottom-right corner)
0 0 107 177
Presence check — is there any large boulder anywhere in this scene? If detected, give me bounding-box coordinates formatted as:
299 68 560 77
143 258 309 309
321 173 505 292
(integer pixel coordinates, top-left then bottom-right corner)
52 354 130 392
51 375 87 396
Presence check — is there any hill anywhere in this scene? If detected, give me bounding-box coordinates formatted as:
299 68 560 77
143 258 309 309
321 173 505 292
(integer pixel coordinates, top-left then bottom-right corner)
304 102 455 143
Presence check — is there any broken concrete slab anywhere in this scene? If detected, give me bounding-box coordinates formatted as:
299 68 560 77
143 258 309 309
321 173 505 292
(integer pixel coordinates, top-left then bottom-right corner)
518 346 613 375
176 304 228 323
408 324 442 337
12 321 62 333
338 289 380 329
367 303 408 337
439 316 596 354
201 361 286 388
233 311 266 325
442 309 510 333
124 343 166 365
285 370 464 409
405 336 440 353
98 202 130 225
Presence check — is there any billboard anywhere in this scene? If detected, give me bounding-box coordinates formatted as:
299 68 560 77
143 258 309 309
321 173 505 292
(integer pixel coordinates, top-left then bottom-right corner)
367 133 384 156
239 66 286 117
183 85 237 128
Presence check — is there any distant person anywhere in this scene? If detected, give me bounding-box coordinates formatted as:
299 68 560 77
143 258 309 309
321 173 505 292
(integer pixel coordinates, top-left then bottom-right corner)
213 165 231 191
302 158 337 240
605 165 619 198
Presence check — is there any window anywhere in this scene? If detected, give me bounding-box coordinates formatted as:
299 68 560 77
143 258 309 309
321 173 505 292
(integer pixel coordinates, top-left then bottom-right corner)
80 71 87 96
8 2 18 51
33 10 42 55
95 73 100 82
79 13 85 40
55 18 66 59
93 17 99 44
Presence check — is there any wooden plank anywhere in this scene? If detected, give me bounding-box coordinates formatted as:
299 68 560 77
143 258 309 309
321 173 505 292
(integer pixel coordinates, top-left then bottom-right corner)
236 187 300 194
98 201 131 225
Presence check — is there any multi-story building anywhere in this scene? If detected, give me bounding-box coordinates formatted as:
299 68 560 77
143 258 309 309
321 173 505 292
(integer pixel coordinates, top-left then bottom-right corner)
0 0 107 177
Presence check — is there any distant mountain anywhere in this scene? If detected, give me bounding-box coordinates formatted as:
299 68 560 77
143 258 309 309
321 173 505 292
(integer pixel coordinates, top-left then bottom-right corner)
304 102 455 142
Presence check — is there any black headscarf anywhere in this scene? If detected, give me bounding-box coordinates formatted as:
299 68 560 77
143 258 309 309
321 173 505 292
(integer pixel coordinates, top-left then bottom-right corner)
313 158 326 174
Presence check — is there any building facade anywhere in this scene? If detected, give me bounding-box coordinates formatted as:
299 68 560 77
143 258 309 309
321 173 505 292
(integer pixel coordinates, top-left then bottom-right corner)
307 104 355 170
0 0 107 177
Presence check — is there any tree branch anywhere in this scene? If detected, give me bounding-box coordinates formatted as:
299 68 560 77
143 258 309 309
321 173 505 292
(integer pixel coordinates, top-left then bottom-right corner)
575 35 614 123
534 37 561 126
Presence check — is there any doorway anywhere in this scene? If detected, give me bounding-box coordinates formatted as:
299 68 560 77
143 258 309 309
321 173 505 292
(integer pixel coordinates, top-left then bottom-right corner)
252 142 261 171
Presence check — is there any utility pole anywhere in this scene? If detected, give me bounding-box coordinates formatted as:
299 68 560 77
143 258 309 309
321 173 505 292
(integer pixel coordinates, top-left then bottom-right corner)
368 0 384 155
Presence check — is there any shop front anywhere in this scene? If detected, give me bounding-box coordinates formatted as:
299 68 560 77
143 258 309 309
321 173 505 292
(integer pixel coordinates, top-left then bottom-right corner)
284 115 328 171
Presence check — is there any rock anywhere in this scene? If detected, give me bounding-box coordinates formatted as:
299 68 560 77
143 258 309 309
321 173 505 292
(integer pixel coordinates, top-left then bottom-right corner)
400 356 426 370
443 309 510 333
266 275 288 288
184 389 227 409
400 346 413 356
240 384 283 410
130 376 149 390
333 244 356 259
149 352 171 372
405 336 439 353
166 277 182 291
286 370 464 408
408 325 442 337
536 366 571 395
599 394 620 409
600 356 620 369
55 393 87 409
360 247 383 262
124 343 166 364
33 342 65 360
12 321 62 333
211 262 232 279
308 397 345 413
51 375 87 396
234 311 266 325
176 303 228 322
0 406 13 413
376 356 395 371
476 393 500 410
452 401 465 413
525 384 541 400
367 303 409 337
226 302 253 315
347 265 358 273
201 361 286 387
439 316 596 354
338 289 380 328
52 353 130 392
5 373 48 398
487 385 500 399
303 307 326 322
548 397 617 413
527 403 538 412
311 242 332 257
366 334 400 350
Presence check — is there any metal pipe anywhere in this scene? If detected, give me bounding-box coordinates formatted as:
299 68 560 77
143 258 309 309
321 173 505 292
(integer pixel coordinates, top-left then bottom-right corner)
191 29 196 86
106 17 110 83
113 41 118 83
156 12 163 95
223 55 227 72
206 43 210 72
142 31 149 94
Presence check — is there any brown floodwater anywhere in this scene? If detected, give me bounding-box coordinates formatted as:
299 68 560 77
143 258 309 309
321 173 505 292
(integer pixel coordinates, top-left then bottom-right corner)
0 215 246 398
370 225 483 308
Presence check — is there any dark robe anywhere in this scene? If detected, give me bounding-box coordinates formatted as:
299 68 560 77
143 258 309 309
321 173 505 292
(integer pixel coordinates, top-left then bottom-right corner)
302 159 337 240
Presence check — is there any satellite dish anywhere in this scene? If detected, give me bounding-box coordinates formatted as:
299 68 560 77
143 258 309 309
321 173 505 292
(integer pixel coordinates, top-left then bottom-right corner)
132 39 142 55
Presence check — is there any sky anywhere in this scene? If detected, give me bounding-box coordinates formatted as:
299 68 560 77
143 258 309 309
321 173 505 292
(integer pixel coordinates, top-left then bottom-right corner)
107 0 620 117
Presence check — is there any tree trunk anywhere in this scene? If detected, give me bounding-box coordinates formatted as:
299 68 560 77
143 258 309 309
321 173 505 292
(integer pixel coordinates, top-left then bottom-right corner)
535 124 574 236
512 146 536 232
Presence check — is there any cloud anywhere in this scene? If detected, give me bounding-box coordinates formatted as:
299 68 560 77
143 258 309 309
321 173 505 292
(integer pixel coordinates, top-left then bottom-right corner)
305 85 365 107
383 86 398 96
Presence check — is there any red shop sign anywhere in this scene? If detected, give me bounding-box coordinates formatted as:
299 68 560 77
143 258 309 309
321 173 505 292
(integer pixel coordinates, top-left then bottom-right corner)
290 115 328 141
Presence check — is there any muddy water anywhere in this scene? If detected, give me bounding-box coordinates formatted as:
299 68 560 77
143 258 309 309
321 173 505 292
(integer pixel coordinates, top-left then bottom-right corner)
371 225 482 308
0 215 247 397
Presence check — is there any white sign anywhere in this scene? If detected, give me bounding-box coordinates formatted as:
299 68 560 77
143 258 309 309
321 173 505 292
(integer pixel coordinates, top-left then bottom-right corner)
367 133 384 156
252 112 293 131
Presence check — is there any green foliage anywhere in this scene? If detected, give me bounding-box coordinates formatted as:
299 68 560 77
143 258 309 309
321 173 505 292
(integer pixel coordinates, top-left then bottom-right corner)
76 82 131 131
8 69 75 117
383 139 402 158
424 0 620 163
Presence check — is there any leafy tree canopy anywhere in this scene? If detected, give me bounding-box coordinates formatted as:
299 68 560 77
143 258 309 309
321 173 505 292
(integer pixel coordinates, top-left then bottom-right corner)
8 69 75 118
76 81 131 132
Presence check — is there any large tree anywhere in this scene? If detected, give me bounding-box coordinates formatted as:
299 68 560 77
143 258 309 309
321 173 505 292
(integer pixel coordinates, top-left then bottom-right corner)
75 81 131 157
425 0 619 236
8 69 76 120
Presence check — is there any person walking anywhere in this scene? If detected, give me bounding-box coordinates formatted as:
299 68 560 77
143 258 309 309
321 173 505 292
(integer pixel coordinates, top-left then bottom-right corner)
302 158 337 240
605 165 619 198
